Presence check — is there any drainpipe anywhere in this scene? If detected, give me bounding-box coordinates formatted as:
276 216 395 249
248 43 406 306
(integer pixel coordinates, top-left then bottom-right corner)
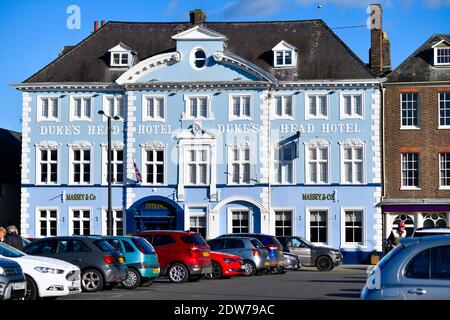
381 83 386 253
267 85 273 234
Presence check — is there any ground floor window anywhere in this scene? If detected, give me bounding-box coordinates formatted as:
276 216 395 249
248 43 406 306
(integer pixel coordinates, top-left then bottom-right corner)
189 207 207 238
344 210 363 245
104 209 124 236
309 209 328 244
37 209 58 237
71 209 91 235
275 210 293 236
392 214 415 237
423 213 447 228
231 210 249 233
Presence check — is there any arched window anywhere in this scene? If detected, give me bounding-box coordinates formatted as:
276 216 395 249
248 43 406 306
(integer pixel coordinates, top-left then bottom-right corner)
392 214 415 236
423 213 447 228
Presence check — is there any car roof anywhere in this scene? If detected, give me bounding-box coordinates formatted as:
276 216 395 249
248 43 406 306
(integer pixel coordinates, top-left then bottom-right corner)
135 230 200 235
401 235 450 247
210 236 258 241
414 228 450 233
220 233 276 238
30 236 103 241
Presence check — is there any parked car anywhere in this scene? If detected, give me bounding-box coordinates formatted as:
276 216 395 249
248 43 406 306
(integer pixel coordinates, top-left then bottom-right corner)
412 227 450 237
101 236 160 289
0 257 26 300
362 236 450 300
206 251 246 279
278 252 301 272
218 233 283 273
276 236 343 271
133 231 212 283
207 237 270 276
23 236 127 292
0 242 81 300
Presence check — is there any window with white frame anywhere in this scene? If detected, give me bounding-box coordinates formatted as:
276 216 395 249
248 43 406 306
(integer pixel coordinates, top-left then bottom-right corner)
230 146 251 184
37 209 58 237
344 210 363 245
306 94 328 119
341 94 363 118
401 93 419 128
104 209 124 236
274 95 293 118
309 209 328 244
71 209 91 235
72 149 92 184
439 92 450 127
103 148 124 184
143 96 165 121
274 144 295 184
275 210 293 236
342 146 364 184
71 96 92 121
192 48 207 69
144 148 165 185
231 210 249 233
38 148 58 184
104 95 125 119
111 52 131 67
186 148 209 185
275 51 293 67
38 97 59 121
230 95 251 120
272 41 297 68
189 207 207 238
307 146 329 184
401 153 419 188
185 96 209 119
436 47 450 65
440 153 450 187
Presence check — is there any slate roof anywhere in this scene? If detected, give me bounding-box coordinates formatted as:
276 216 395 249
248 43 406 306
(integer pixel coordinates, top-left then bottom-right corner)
387 34 450 83
24 20 375 83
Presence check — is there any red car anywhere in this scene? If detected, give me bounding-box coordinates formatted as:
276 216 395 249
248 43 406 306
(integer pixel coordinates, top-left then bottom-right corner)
206 251 246 279
133 230 212 283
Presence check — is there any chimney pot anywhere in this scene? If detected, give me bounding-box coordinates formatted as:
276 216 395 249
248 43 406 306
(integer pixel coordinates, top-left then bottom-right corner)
101 20 106 27
190 9 206 25
94 21 99 32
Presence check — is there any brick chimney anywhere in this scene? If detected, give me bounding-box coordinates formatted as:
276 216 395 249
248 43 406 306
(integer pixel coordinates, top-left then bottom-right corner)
190 9 206 25
94 20 99 32
369 4 391 76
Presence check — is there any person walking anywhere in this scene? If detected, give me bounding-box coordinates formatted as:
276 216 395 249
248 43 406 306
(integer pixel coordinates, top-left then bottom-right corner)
4 225 24 251
0 227 6 242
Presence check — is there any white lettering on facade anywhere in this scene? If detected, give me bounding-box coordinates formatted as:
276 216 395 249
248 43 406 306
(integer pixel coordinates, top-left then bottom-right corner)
137 125 172 135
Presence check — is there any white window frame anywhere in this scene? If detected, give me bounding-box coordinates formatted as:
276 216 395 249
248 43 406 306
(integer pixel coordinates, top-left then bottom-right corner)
185 206 208 238
273 144 296 185
190 47 208 71
400 153 420 190
69 207 92 236
438 92 450 129
273 94 294 119
340 207 366 248
69 147 93 185
228 144 252 185
101 208 125 236
305 207 330 246
70 95 94 121
101 145 124 185
227 207 253 234
274 50 295 67
103 94 125 120
340 92 364 119
37 95 61 122
229 94 252 121
400 92 419 130
274 208 295 236
35 208 59 237
185 146 210 186
36 147 60 185
110 52 131 67
141 146 167 186
305 144 330 185
142 94 166 122
434 47 450 66
340 145 366 184
182 95 213 120
439 153 450 190
305 93 329 120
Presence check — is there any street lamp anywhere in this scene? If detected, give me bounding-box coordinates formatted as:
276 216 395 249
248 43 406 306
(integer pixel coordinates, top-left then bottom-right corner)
98 110 121 235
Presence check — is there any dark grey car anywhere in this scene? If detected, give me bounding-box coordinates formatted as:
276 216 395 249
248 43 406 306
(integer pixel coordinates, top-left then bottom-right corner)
207 237 270 276
0 258 26 300
277 236 343 271
23 236 128 292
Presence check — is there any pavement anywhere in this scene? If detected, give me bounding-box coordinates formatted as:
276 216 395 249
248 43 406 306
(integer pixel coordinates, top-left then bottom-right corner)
59 265 371 300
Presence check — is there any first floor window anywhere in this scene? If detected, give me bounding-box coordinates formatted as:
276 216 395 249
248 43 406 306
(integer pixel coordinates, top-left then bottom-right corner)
232 210 249 233
72 149 91 184
105 95 125 119
309 210 328 244
105 149 124 184
187 148 209 185
440 153 450 187
342 94 363 118
401 153 419 188
342 146 364 183
39 97 59 121
307 147 329 184
344 210 363 245
231 95 251 119
275 210 293 236
144 96 165 121
439 92 450 127
37 209 58 237
188 97 208 119
38 148 58 184
230 147 251 184
144 149 165 184
274 95 293 118
105 210 124 236
401 93 419 128
307 94 328 118
71 209 91 235
274 144 295 184
72 97 92 120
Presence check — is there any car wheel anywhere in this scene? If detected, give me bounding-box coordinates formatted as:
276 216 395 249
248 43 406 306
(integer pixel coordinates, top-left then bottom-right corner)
168 263 189 283
25 275 38 300
316 256 333 272
81 269 104 292
208 261 222 279
243 260 257 276
140 278 154 287
122 268 141 290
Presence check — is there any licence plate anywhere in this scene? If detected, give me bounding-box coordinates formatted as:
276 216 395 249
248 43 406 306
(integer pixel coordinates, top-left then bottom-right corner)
153 267 160 273
264 261 270 266
13 282 26 290
203 251 210 257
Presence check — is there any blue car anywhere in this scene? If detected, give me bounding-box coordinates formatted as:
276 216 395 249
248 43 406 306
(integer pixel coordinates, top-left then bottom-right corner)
102 236 160 289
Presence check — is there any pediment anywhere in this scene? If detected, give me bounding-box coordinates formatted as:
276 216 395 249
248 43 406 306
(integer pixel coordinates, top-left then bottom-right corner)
172 26 227 41
108 42 135 53
272 40 297 52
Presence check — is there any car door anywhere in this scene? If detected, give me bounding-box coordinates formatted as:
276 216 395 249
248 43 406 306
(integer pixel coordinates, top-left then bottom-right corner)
222 239 244 256
288 237 312 266
24 239 58 258
150 234 176 269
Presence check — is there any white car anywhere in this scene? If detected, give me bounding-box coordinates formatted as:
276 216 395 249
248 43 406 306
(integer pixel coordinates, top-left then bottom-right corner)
0 242 81 300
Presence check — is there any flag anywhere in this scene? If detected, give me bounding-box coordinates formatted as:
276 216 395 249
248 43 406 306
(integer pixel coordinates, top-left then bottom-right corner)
133 160 143 183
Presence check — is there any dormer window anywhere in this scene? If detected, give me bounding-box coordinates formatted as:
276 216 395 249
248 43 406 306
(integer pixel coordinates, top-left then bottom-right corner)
112 52 129 66
108 42 134 68
272 40 297 68
432 39 450 66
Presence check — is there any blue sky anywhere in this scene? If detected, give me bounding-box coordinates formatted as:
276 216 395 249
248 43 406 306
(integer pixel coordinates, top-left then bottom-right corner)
0 0 449 132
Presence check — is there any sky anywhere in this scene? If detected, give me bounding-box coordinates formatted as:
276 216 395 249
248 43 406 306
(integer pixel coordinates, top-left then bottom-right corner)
0 0 449 132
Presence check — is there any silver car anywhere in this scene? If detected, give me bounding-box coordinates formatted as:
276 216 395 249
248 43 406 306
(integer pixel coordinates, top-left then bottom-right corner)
207 237 270 276
361 236 450 300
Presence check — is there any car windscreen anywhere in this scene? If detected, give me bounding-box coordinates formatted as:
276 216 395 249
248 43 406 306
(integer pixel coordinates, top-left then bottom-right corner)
250 239 265 249
131 237 155 254
0 242 25 258
93 239 117 252
180 235 207 246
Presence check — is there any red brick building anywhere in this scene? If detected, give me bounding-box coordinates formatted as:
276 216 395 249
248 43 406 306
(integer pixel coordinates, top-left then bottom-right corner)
382 35 450 248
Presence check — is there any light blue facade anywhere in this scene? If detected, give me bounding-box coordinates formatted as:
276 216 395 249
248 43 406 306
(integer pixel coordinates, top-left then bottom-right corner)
19 25 382 264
